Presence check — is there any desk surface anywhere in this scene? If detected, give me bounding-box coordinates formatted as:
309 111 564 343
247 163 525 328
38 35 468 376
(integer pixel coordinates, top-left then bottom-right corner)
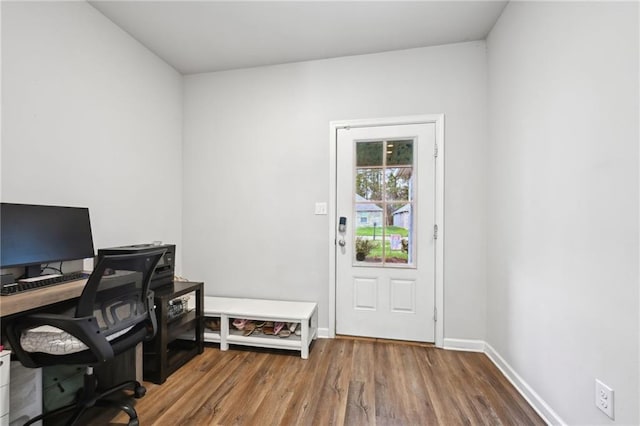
0 279 87 317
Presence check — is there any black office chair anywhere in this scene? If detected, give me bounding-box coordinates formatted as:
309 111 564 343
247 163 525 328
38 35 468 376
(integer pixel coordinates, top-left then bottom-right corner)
5 250 165 426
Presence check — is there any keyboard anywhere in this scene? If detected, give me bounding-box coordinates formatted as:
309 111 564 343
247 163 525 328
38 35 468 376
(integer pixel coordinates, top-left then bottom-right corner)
1 271 90 296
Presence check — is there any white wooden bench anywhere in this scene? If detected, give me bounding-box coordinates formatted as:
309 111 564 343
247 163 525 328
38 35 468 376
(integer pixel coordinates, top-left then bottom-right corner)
203 296 318 359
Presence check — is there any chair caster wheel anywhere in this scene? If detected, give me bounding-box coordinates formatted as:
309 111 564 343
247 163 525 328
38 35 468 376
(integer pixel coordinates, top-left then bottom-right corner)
128 418 140 426
134 386 146 398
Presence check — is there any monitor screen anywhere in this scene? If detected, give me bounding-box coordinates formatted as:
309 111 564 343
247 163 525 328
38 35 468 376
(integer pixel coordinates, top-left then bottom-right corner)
0 203 95 274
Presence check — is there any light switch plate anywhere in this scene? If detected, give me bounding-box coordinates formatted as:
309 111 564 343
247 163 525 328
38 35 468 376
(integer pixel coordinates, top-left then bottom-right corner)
315 202 327 215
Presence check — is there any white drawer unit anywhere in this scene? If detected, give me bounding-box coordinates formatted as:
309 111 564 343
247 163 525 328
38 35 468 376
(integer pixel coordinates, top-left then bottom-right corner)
0 351 11 426
203 297 318 359
9 362 42 426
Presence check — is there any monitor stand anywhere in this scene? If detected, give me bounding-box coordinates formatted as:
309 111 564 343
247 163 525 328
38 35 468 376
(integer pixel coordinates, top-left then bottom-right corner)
24 264 42 279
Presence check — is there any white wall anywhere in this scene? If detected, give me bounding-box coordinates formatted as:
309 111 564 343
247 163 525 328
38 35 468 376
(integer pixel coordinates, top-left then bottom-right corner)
183 42 488 337
487 2 639 424
1 2 183 269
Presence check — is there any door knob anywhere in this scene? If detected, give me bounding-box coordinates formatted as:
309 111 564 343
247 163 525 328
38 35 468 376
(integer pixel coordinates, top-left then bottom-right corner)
338 239 346 247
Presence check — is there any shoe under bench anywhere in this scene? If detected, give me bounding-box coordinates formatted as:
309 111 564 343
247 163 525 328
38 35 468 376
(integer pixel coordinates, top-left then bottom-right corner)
202 296 318 359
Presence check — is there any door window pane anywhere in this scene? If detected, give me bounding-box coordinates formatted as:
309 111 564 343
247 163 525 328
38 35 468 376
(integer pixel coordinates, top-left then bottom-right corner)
386 203 412 264
386 140 413 166
355 169 383 201
357 141 383 167
385 167 413 201
354 202 383 264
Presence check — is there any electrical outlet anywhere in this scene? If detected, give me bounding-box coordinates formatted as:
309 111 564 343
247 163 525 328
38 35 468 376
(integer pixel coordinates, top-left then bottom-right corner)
595 379 614 419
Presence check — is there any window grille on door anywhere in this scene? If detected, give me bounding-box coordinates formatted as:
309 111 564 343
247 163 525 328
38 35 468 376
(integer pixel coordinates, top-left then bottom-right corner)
353 139 415 267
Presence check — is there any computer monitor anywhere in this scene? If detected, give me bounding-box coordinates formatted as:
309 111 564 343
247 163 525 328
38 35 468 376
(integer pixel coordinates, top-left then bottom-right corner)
0 203 95 278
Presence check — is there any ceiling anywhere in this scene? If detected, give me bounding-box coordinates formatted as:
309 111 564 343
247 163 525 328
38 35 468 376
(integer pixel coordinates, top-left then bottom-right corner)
89 1 508 75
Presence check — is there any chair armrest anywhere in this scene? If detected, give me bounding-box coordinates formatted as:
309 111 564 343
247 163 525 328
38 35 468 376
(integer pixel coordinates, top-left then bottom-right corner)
7 313 115 367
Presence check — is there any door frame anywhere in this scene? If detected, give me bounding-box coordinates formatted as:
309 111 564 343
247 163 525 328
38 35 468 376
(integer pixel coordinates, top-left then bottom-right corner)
328 114 445 347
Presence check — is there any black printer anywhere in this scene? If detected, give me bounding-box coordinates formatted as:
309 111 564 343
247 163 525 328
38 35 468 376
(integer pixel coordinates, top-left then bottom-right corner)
97 243 175 290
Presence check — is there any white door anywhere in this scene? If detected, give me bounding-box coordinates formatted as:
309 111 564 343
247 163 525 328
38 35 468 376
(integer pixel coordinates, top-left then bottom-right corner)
336 123 436 342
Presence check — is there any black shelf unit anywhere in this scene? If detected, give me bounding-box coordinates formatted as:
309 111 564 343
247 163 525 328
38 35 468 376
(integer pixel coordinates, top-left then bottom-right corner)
143 281 204 384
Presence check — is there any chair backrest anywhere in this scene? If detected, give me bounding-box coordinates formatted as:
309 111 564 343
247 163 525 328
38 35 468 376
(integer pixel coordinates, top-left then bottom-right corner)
77 250 164 341
5 249 166 369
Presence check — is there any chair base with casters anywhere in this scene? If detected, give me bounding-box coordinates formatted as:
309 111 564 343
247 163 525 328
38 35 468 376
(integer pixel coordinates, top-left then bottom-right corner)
25 366 146 426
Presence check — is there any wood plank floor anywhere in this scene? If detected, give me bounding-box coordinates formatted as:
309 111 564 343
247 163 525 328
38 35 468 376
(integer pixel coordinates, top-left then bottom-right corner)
83 338 545 425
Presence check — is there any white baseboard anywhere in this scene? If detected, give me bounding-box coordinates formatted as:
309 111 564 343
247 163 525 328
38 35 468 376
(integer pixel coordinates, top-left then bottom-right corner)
317 327 330 338
443 338 486 352
484 343 564 425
